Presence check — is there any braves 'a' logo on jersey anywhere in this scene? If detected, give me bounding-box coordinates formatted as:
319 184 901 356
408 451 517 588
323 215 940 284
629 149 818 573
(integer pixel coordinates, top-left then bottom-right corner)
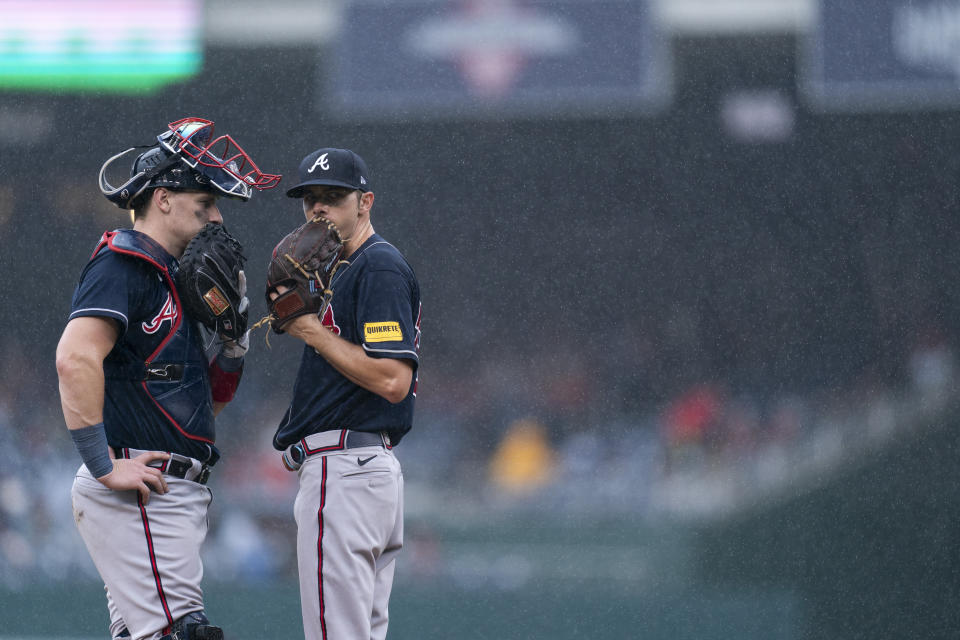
142 292 178 334
321 303 341 335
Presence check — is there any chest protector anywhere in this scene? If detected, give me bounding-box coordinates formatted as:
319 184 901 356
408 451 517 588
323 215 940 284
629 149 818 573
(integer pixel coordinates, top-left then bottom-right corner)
96 229 215 445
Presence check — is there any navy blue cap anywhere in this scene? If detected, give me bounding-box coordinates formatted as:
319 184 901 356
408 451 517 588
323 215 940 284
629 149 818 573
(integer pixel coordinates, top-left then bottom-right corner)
285 148 370 198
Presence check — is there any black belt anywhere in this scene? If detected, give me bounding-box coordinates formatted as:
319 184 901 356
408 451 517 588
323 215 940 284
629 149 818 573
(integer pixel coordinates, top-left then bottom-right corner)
163 457 211 485
345 431 388 448
116 447 212 484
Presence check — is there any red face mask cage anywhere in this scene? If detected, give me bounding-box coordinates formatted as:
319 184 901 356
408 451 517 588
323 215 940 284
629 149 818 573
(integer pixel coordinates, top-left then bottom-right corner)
167 117 281 191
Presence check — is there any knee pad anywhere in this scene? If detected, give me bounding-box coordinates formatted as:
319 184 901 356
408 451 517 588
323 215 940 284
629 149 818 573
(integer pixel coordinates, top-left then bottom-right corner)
161 611 223 640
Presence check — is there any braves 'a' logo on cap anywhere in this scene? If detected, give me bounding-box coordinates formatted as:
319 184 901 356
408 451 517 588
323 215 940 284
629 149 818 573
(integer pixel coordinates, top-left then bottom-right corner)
308 153 330 173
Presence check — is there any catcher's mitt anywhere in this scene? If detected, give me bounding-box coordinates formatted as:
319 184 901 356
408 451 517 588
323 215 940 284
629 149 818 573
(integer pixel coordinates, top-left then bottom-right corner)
262 215 345 334
176 222 248 341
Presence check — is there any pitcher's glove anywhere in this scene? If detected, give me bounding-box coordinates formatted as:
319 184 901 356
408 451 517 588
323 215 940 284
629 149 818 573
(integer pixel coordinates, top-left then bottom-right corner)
263 215 345 334
176 223 249 341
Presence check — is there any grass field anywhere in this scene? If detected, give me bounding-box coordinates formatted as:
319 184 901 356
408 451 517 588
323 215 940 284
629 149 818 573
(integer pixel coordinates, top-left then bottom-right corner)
0 580 801 640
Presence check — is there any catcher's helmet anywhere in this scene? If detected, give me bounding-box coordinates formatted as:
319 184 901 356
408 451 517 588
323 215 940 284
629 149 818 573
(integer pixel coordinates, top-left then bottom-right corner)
128 146 216 197
99 117 281 210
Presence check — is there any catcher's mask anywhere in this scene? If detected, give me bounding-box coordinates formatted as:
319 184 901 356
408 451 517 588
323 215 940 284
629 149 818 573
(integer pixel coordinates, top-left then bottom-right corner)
99 117 281 210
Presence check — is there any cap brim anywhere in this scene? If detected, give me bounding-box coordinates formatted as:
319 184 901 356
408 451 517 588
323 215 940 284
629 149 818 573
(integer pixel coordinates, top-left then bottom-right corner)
286 178 362 198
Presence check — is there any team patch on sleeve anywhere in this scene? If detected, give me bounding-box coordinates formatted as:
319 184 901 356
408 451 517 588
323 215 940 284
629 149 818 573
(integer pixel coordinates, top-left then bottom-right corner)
364 321 403 342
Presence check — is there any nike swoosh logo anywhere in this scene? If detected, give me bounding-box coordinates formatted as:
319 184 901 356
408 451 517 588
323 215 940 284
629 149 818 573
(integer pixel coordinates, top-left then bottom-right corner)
357 455 377 466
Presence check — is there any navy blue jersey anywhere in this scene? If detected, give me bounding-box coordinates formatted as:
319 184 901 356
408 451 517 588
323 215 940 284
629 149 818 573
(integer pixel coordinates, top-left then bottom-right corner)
274 234 421 449
69 230 219 463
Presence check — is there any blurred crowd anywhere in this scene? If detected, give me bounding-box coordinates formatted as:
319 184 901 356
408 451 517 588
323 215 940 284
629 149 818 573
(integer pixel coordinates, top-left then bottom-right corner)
3 96 960 587
0 322 955 587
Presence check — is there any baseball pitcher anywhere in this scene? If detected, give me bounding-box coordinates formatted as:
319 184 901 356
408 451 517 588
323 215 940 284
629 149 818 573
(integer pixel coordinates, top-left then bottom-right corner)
263 148 422 640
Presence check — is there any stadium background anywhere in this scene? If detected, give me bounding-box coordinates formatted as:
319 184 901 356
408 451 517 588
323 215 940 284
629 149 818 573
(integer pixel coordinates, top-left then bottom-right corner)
1 1 959 638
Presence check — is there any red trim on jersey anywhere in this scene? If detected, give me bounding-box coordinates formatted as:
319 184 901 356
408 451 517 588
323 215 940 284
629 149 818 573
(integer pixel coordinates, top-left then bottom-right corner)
137 493 174 628
91 233 110 260
140 379 215 444
317 456 328 639
104 232 214 445
301 430 348 455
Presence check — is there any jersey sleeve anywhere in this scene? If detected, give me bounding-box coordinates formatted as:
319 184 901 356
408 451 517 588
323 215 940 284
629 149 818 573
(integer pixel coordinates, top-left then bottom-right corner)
355 268 420 369
68 252 145 334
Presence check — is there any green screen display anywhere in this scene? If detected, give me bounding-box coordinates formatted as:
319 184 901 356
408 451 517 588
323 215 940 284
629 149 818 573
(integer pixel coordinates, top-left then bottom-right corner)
0 0 203 93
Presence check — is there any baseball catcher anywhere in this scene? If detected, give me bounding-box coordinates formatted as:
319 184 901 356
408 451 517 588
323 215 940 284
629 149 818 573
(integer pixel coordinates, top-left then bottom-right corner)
60 116 280 640
260 215 346 334
177 222 249 342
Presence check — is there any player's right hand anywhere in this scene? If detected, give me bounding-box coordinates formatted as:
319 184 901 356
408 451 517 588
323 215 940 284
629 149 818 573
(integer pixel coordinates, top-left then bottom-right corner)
98 451 170 503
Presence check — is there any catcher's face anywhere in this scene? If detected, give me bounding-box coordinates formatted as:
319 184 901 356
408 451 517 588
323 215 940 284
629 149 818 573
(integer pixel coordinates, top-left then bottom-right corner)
168 190 223 252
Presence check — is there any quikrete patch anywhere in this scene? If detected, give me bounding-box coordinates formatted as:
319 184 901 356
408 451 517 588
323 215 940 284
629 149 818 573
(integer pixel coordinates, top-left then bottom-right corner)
364 322 403 342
